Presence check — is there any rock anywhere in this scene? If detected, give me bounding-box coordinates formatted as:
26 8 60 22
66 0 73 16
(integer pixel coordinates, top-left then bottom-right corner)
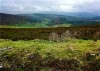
0 47 13 52
0 65 3 69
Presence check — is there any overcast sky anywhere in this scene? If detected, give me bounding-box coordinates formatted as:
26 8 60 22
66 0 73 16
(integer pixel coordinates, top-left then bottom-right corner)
0 0 100 14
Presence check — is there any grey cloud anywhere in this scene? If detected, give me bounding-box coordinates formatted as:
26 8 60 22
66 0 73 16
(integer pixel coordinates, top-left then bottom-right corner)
0 0 100 14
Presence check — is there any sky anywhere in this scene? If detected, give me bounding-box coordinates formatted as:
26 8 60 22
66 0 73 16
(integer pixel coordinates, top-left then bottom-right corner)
0 0 100 14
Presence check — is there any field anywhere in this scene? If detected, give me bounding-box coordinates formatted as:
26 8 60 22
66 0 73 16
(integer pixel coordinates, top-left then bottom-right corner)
0 39 100 71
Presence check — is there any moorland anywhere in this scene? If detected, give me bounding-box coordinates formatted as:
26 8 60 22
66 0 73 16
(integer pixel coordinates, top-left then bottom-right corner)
0 13 100 71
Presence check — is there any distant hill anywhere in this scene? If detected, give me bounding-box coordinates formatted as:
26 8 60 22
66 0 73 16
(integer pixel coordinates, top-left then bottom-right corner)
0 13 28 25
39 12 100 18
90 16 100 20
0 13 100 28
21 13 100 26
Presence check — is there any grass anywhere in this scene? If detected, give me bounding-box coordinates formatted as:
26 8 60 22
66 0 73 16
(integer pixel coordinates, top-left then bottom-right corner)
0 25 37 28
0 24 70 28
0 39 99 59
0 39 100 71
0 25 18 28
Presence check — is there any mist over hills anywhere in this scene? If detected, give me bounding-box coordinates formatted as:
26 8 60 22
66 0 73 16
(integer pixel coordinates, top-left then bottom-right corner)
0 12 100 28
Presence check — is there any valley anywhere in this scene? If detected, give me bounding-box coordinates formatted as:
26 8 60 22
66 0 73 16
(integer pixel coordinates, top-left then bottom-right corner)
0 13 100 28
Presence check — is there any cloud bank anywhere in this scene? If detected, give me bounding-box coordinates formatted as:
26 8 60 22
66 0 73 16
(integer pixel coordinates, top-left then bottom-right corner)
0 0 100 14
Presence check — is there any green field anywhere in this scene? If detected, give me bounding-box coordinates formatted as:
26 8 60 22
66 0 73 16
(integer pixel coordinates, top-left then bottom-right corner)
0 39 100 71
0 23 71 28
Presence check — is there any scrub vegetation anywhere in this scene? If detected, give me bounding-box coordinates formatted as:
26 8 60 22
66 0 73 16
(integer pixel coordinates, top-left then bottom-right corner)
0 39 100 71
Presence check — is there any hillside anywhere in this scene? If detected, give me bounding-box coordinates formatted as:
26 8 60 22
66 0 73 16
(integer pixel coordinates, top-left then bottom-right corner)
0 39 100 71
90 16 100 21
0 13 100 28
0 13 28 25
21 13 100 26
0 25 100 41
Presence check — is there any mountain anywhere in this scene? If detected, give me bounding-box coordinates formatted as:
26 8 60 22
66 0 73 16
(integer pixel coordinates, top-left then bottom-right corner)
21 13 99 26
90 16 100 20
38 12 100 18
63 13 99 18
0 13 28 25
0 13 100 28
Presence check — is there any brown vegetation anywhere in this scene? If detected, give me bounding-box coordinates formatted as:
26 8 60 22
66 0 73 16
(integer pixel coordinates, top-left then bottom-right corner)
0 25 100 41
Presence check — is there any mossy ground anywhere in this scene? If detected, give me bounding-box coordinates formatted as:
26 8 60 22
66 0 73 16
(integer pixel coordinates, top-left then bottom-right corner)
0 39 100 71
